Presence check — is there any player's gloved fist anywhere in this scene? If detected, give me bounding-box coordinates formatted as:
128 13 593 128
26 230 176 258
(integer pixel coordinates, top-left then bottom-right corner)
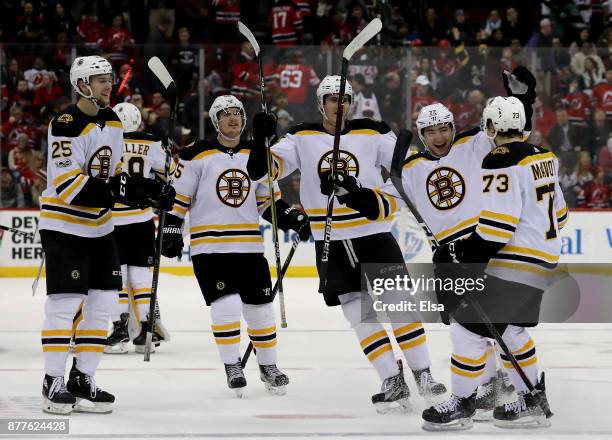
252 112 277 140
503 66 536 104
284 207 311 241
110 173 164 209
432 241 464 264
157 184 176 212
334 173 361 202
161 214 184 258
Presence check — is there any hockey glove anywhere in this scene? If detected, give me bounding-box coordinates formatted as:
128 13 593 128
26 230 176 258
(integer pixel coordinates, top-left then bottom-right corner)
252 112 277 140
110 173 173 210
432 241 464 264
283 207 312 241
158 184 177 212
503 66 536 104
160 214 184 258
320 171 361 197
320 171 380 220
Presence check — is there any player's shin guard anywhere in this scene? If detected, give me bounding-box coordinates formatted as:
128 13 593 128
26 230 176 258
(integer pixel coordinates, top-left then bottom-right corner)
243 302 277 365
74 289 116 376
127 266 152 323
450 323 488 399
210 294 242 365
42 294 84 377
499 325 539 392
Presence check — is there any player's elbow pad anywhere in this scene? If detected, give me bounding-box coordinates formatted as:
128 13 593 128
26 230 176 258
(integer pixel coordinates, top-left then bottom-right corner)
71 178 114 209
338 189 380 221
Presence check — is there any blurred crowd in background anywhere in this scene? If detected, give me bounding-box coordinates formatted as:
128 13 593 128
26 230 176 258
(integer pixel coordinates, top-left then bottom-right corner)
1 0 612 209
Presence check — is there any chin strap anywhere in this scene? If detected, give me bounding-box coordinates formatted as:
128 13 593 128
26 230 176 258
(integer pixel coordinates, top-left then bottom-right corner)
217 132 241 142
76 84 103 108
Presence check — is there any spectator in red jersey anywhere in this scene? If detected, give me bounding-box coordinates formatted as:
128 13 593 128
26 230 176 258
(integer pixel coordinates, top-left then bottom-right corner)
411 75 435 128
230 42 259 118
2 104 36 154
101 14 135 67
269 0 304 47
572 150 595 203
578 169 610 208
562 78 591 128
15 2 45 45
77 8 105 51
340 3 368 43
592 69 612 120
534 96 556 139
32 73 62 109
10 80 34 110
212 0 241 42
274 50 320 121
24 57 52 90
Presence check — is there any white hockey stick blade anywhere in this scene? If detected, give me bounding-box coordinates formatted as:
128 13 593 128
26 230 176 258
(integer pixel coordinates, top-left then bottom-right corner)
147 57 174 89
237 22 261 57
343 18 382 61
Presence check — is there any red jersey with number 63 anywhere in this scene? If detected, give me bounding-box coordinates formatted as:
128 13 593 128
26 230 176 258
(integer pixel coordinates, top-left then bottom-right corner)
275 64 320 104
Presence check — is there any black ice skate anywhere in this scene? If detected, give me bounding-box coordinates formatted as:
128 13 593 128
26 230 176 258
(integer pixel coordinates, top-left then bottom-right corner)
372 360 411 414
67 364 115 413
132 322 162 353
493 372 551 429
422 393 476 431
474 369 516 421
259 364 289 396
42 374 75 415
224 361 247 398
412 367 447 404
104 313 130 354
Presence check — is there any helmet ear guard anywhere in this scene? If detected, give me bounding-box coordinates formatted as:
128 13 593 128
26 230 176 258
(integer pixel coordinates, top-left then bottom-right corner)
209 95 247 141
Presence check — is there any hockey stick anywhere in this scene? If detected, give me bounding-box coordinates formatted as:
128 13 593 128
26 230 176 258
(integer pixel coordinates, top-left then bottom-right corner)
389 131 553 419
0 224 35 239
241 233 301 368
238 21 287 328
319 18 382 292
143 56 177 361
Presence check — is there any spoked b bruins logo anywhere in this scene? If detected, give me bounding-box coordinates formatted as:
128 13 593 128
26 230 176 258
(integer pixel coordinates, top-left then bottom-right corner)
88 146 113 179
217 169 251 207
317 149 359 177
426 167 465 210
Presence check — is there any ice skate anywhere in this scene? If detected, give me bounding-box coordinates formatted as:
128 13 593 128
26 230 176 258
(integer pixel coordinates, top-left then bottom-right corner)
132 322 162 353
259 364 289 396
224 361 247 398
493 372 551 429
474 369 516 421
422 393 476 431
42 374 75 415
412 367 447 404
104 313 129 354
372 361 412 414
67 363 115 413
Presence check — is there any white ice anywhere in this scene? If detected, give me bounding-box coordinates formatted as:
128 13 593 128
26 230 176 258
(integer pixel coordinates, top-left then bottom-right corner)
1 275 611 440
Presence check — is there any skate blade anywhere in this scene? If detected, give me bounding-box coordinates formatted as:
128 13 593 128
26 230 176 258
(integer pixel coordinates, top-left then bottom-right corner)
264 383 287 396
473 408 494 422
104 343 128 354
233 388 246 399
42 398 73 415
73 399 113 414
375 398 412 415
422 417 473 431
134 344 155 354
494 414 551 429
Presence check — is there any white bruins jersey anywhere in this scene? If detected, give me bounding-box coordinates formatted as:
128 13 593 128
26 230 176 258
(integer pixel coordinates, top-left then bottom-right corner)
112 131 171 226
39 105 123 238
270 119 397 241
379 128 492 246
169 140 280 255
475 142 568 289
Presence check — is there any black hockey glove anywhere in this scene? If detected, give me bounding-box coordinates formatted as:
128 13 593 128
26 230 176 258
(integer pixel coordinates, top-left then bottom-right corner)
160 214 184 259
110 173 174 210
320 171 380 220
158 184 176 212
432 241 464 264
282 206 311 241
320 171 361 200
503 66 536 105
252 112 277 140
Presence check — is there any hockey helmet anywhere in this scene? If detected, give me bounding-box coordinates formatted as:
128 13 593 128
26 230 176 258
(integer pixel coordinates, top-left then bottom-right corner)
416 103 455 154
113 102 142 133
481 96 526 139
70 56 113 103
210 95 246 140
316 75 354 118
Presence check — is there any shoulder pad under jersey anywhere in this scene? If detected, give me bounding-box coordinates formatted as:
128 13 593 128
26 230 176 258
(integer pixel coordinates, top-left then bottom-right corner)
482 142 549 169
123 131 161 143
288 122 327 135
345 118 392 134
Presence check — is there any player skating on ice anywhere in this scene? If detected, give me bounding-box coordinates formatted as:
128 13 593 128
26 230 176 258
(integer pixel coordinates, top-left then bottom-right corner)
104 102 173 354
321 67 537 419
161 95 310 397
426 96 566 430
39 56 174 414
247 75 446 413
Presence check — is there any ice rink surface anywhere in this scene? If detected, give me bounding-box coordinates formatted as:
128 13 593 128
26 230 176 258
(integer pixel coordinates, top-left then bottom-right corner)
1 275 611 440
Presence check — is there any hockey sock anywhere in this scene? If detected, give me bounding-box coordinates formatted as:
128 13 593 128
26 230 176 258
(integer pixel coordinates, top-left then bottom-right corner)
500 325 538 393
210 294 242 364
75 289 116 376
450 322 489 398
113 264 129 322
127 266 153 322
391 321 430 371
340 292 399 381
481 340 498 383
243 302 277 365
42 294 84 377
71 301 84 340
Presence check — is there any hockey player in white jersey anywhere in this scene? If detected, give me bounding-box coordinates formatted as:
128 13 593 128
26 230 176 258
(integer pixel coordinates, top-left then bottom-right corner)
322 67 537 421
160 95 310 397
39 56 174 414
428 96 567 430
105 102 173 354
247 75 446 412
